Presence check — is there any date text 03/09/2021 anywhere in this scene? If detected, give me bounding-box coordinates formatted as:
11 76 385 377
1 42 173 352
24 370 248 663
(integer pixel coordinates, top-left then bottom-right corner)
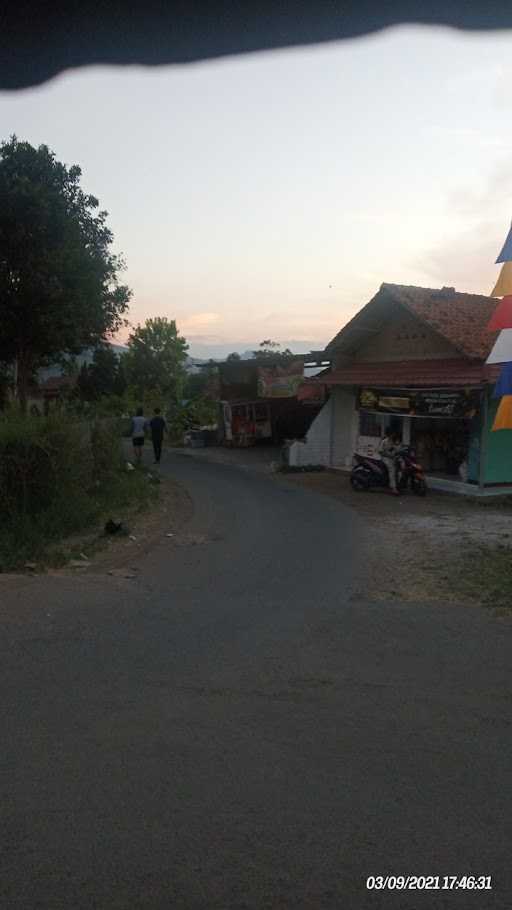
366 876 492 891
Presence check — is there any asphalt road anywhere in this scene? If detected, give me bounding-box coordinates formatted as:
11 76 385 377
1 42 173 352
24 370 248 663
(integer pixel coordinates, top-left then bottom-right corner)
1 453 511 909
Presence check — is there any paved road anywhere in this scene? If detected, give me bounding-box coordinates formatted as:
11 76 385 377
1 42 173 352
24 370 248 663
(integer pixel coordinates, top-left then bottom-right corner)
1 453 511 909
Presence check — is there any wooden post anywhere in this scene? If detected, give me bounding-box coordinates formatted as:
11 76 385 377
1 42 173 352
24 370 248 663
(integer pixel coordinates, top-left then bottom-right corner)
478 388 489 490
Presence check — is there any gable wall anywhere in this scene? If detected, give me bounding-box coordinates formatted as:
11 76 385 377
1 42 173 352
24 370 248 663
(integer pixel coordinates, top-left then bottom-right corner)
351 308 460 363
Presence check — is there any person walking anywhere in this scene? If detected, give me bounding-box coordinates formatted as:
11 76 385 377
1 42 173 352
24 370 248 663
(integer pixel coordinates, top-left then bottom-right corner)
131 407 146 465
149 407 167 464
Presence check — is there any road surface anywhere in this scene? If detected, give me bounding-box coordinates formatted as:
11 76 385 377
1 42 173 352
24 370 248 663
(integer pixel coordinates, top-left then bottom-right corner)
1 452 511 909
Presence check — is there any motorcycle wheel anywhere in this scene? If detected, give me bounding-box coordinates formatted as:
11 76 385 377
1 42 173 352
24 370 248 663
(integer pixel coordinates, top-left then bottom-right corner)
412 477 427 496
350 469 370 491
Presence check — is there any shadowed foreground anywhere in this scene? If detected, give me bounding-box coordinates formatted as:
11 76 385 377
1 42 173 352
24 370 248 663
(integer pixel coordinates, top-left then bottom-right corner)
1 453 511 908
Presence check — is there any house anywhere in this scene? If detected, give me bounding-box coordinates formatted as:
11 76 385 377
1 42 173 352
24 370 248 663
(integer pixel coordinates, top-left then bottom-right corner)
14 343 128 414
29 374 77 414
289 283 508 490
215 356 323 446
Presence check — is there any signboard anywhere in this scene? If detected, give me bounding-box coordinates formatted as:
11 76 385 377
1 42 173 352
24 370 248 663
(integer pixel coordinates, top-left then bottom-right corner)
358 388 481 419
296 381 326 404
257 361 304 398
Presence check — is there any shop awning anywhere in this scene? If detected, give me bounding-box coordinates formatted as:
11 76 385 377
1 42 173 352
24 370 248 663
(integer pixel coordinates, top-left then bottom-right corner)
322 359 499 388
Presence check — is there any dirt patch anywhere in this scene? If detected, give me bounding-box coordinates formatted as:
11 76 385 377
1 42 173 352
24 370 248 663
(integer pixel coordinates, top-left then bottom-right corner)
86 475 194 571
278 471 512 612
18 475 194 579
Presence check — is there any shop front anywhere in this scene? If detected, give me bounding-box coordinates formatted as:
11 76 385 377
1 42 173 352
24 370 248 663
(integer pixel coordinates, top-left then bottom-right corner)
289 282 512 489
355 386 483 483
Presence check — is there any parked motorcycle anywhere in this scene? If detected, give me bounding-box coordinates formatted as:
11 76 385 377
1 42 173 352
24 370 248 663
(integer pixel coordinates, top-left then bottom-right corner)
350 445 427 496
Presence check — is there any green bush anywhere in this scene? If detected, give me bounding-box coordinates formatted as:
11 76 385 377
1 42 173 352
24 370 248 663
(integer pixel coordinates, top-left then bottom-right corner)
0 412 147 569
90 419 124 478
0 412 92 521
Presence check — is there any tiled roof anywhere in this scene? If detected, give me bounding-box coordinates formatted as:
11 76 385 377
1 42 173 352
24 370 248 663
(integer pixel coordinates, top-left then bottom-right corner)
384 284 498 360
327 284 499 361
322 359 500 388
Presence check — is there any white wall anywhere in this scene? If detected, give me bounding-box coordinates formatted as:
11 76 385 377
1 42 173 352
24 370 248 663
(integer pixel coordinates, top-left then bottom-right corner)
288 398 333 466
288 389 357 468
332 389 358 467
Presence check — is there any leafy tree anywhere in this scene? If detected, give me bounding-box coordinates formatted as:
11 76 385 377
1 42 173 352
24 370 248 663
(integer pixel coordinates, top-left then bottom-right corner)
76 362 92 401
0 136 131 411
0 361 10 409
226 351 241 361
113 354 127 397
124 317 188 402
76 344 126 402
251 340 294 361
183 359 219 400
183 371 208 399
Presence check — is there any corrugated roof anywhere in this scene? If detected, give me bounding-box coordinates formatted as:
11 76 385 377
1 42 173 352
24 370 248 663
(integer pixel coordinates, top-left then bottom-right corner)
322 359 500 388
327 284 498 361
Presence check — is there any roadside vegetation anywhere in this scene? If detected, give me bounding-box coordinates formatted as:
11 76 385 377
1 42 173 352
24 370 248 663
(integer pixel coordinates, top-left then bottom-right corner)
69 316 218 442
0 136 217 569
0 409 157 570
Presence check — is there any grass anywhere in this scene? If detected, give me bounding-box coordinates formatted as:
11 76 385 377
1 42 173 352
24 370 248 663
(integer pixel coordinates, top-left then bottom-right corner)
0 409 160 571
0 465 159 571
446 543 512 613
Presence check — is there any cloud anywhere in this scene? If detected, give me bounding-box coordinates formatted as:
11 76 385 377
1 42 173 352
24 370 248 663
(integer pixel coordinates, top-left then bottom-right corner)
186 334 224 343
419 224 500 293
446 161 512 219
417 162 512 293
180 312 221 329
428 125 508 155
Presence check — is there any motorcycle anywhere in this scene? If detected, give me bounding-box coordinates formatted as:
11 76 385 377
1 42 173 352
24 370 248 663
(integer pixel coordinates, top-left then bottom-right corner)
350 445 427 496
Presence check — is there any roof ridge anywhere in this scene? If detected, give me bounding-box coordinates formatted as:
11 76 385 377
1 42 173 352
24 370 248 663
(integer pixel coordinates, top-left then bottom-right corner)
381 281 492 301
327 283 497 360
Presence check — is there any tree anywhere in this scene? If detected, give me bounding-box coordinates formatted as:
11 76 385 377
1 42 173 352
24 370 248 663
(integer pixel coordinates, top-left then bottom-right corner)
76 343 126 402
0 361 10 409
226 351 241 361
0 136 131 411
124 317 188 402
251 340 294 361
113 355 127 397
183 360 219 400
183 371 208 399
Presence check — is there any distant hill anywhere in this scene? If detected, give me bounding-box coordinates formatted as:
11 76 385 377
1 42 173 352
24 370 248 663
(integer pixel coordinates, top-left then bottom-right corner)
186 340 325 361
37 342 129 382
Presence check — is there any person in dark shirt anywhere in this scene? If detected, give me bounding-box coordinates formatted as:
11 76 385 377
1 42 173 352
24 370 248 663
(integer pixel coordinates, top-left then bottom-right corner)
149 408 167 464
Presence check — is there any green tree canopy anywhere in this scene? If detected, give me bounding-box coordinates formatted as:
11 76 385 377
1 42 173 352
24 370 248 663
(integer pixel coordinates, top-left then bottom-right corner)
251 340 294 361
0 136 132 409
76 344 126 402
124 317 189 402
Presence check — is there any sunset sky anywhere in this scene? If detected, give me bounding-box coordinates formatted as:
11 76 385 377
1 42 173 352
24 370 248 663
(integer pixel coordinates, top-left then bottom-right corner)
1 25 512 358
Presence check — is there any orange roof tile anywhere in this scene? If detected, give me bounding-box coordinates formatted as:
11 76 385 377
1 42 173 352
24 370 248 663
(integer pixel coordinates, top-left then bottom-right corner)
327 284 499 361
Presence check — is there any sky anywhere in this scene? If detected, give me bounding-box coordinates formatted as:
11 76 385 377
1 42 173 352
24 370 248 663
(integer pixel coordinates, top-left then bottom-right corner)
1 25 512 359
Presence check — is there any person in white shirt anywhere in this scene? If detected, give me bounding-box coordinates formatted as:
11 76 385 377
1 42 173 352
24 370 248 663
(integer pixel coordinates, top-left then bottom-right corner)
131 407 147 464
379 430 401 494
